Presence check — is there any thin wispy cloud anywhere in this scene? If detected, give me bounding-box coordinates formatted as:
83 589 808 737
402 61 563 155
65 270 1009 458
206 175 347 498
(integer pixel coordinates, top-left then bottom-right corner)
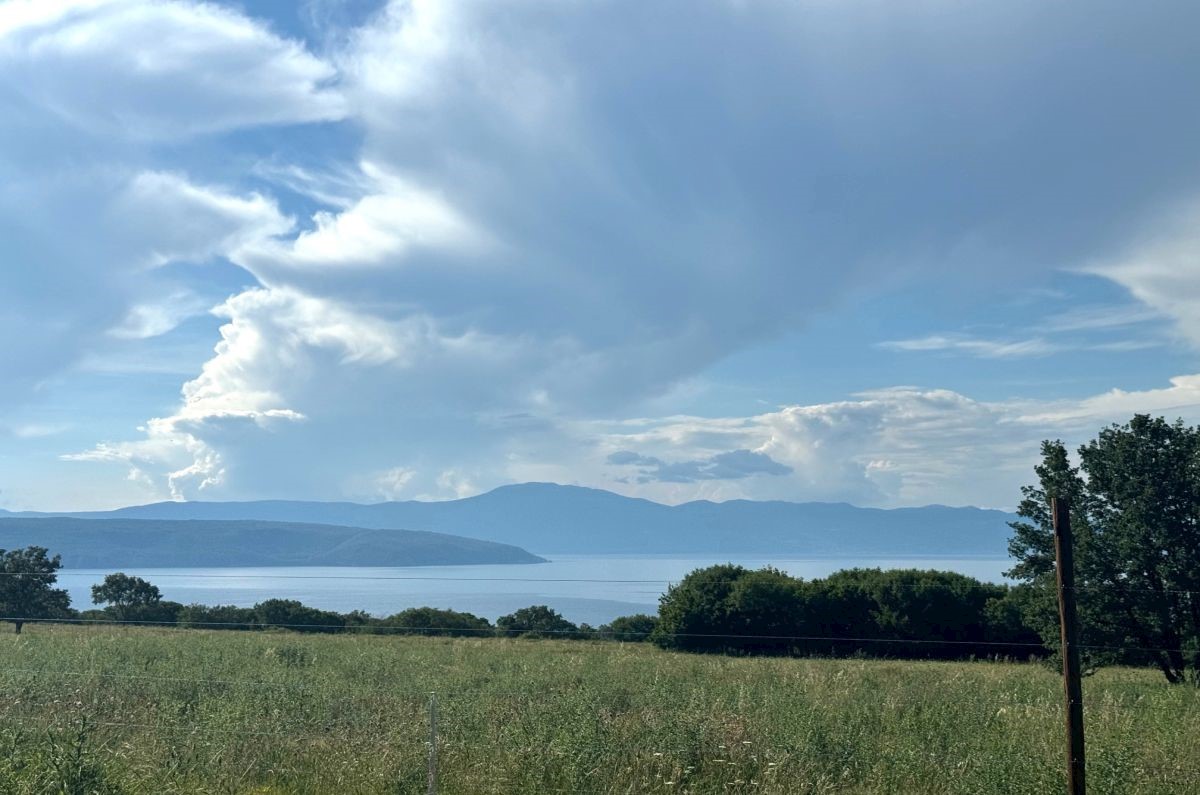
1036 304 1164 333
878 336 1060 359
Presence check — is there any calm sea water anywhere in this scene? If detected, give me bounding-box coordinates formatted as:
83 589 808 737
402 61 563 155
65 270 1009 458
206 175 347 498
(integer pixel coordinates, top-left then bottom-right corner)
58 555 1011 626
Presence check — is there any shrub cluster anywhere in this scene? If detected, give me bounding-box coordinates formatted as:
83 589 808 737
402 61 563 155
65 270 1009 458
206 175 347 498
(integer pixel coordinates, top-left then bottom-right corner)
652 565 1046 660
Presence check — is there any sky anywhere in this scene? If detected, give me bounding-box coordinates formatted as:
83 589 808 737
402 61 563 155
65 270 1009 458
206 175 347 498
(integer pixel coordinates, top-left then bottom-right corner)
1 0 1199 512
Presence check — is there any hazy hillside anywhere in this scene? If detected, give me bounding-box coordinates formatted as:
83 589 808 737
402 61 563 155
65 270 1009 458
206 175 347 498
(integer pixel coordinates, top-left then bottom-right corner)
0 518 545 568
1 483 1019 556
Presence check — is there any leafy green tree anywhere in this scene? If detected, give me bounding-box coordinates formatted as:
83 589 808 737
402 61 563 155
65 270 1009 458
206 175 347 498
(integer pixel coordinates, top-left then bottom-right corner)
91 573 161 619
598 614 658 641
177 603 257 630
0 547 72 634
1008 416 1200 683
253 599 346 634
654 565 806 654
496 605 577 638
724 568 809 654
654 564 749 652
814 568 1018 659
378 606 493 637
982 584 1049 656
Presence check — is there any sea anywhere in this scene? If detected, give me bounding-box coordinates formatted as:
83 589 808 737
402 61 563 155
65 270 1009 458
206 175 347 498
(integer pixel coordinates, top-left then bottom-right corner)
57 554 1012 626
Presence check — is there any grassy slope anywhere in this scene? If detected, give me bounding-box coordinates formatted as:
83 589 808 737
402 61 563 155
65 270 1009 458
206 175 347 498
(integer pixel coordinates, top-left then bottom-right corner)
0 626 1196 794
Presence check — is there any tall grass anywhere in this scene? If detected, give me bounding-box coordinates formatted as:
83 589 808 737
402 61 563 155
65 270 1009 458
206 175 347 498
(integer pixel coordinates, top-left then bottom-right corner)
0 624 1195 793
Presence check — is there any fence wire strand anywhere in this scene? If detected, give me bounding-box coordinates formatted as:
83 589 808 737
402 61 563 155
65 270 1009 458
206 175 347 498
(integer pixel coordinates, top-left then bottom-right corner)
8 614 1198 656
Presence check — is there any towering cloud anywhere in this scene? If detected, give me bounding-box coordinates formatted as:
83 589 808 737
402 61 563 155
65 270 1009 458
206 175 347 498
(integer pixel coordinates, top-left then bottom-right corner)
3 0 1199 509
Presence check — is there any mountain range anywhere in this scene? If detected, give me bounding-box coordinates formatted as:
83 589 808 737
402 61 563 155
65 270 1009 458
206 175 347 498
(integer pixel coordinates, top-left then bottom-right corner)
0 483 1019 557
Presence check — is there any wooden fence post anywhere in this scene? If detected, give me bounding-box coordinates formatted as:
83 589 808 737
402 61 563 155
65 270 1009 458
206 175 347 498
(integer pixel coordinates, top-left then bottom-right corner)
1052 496 1086 795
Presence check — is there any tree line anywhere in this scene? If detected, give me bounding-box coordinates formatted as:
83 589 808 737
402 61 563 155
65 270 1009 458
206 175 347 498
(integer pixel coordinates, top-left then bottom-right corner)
0 549 1031 653
651 565 1041 659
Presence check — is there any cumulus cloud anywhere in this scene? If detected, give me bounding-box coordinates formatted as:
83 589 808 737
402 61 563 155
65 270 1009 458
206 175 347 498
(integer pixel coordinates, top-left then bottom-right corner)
589 377 1200 508
607 449 792 484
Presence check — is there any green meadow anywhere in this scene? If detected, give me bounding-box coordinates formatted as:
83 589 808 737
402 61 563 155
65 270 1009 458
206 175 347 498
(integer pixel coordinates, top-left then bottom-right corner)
0 625 1196 794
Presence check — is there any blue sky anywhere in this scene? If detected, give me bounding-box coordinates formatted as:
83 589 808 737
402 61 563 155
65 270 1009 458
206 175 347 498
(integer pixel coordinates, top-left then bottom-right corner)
2 0 1198 512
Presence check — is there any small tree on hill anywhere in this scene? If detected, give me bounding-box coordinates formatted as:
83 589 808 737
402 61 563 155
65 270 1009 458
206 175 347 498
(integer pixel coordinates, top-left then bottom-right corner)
0 547 72 634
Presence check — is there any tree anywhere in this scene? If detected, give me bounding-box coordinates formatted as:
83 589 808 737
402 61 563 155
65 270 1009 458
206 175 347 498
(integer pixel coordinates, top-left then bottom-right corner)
177 603 257 630
496 605 577 638
253 599 346 633
1008 416 1200 683
91 573 161 620
0 547 72 634
378 606 493 637
813 568 1020 659
598 614 658 642
654 565 806 654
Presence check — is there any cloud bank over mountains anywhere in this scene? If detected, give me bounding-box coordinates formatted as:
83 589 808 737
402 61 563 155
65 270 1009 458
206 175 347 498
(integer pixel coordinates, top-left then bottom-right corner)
2 0 1199 510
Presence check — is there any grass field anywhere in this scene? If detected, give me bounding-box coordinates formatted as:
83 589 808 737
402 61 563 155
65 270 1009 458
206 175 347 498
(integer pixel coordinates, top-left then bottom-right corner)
0 625 1196 794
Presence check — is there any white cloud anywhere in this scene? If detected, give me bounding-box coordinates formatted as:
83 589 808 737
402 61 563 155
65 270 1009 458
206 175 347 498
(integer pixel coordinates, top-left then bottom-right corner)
431 469 478 501
1089 199 1200 347
108 291 212 340
114 172 293 267
0 168 290 403
1016 374 1200 429
237 162 487 274
372 467 416 500
879 335 1059 359
878 331 1167 358
0 0 326 406
584 376 1200 508
8 423 70 439
0 0 345 137
1036 304 1164 334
